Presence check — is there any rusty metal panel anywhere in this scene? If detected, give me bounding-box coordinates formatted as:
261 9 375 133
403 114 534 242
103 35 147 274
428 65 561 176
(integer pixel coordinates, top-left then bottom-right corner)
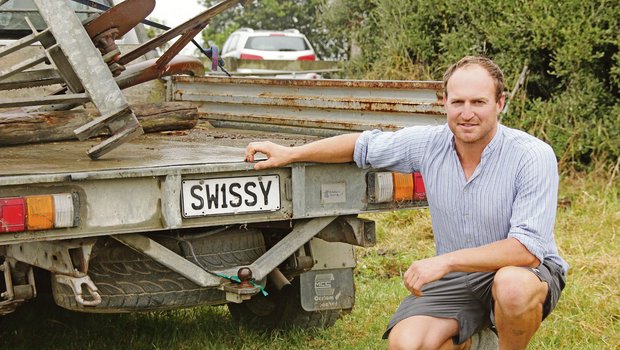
170 76 446 135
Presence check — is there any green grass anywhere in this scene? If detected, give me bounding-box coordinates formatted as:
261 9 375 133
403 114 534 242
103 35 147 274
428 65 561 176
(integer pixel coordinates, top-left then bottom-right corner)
0 175 618 349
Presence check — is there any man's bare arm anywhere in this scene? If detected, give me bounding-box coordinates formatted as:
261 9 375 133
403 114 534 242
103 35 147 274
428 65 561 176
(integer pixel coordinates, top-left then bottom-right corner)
404 238 539 296
245 133 361 170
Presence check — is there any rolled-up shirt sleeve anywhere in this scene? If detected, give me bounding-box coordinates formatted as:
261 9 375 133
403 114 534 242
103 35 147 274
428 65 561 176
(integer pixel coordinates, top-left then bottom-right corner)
353 126 436 173
508 143 559 264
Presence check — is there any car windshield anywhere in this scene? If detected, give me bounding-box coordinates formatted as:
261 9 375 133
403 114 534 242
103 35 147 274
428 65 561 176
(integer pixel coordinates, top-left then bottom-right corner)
245 36 309 52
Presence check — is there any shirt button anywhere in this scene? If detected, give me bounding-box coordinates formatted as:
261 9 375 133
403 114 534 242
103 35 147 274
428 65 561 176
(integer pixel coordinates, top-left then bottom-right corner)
463 188 467 192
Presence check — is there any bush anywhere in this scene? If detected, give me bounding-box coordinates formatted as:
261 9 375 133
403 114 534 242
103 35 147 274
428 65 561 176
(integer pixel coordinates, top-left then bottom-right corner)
322 0 620 172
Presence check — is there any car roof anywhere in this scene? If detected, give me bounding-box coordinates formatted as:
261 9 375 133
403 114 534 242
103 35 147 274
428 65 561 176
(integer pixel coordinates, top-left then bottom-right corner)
233 28 304 36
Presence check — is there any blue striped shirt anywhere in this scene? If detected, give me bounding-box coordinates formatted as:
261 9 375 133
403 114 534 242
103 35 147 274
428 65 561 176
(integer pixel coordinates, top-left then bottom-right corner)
354 124 568 273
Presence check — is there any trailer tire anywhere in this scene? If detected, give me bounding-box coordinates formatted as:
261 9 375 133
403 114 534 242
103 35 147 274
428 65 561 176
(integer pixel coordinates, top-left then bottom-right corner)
227 277 340 330
52 228 265 312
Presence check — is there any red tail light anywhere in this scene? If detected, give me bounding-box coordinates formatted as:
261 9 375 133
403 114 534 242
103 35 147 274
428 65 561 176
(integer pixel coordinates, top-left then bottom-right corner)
297 54 316 61
0 198 26 232
240 53 263 60
413 173 426 200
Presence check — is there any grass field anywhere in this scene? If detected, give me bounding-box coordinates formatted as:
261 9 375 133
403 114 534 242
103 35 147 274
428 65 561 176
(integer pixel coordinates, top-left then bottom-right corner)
0 175 618 349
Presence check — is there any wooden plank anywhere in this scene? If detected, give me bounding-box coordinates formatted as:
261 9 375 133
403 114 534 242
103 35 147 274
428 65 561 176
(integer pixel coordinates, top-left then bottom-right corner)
0 102 198 146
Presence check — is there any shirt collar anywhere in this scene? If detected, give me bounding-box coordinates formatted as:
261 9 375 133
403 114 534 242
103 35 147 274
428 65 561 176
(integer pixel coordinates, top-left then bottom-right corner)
482 124 504 160
448 123 504 157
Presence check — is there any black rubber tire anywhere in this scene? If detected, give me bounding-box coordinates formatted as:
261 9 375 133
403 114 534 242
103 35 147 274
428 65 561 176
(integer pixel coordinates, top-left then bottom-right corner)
227 277 341 330
52 228 265 312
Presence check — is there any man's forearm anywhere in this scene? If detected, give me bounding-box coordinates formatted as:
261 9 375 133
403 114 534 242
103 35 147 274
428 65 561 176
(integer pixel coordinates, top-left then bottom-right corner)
290 133 361 163
404 237 540 296
445 237 540 273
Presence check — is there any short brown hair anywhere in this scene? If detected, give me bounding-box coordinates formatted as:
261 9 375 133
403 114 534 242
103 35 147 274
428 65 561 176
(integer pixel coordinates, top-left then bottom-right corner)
443 56 505 102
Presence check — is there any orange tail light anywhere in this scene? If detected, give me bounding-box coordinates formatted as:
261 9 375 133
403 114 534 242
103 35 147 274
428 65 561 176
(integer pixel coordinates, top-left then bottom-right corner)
26 195 54 230
392 173 414 201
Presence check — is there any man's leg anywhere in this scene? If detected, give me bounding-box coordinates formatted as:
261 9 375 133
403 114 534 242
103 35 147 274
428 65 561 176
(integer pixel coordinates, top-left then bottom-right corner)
492 266 548 350
384 272 496 349
388 315 465 350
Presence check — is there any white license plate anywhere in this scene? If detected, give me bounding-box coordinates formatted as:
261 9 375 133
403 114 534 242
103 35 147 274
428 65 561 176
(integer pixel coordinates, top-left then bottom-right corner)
181 175 281 218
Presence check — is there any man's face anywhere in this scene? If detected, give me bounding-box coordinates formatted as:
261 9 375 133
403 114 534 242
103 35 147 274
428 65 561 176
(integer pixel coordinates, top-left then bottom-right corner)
444 65 504 149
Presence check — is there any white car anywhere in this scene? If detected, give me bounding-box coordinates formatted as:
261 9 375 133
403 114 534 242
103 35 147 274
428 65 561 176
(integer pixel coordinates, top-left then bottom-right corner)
221 28 316 61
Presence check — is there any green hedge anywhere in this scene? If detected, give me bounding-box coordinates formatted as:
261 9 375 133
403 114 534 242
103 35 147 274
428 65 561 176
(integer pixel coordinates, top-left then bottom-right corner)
323 0 619 172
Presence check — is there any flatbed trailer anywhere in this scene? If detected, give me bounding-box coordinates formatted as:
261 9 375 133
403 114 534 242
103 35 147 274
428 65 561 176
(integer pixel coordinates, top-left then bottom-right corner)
0 0 446 330
0 75 444 327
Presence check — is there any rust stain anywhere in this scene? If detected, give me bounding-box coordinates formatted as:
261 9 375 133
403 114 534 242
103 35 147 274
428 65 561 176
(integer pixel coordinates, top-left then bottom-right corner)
254 97 442 115
204 112 409 132
174 75 443 91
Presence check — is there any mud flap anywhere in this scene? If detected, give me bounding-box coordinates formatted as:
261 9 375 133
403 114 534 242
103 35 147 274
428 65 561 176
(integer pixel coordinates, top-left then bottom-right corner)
299 268 355 312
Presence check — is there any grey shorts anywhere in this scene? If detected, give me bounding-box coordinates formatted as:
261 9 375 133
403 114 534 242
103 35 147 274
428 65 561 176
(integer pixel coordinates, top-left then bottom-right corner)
382 259 566 344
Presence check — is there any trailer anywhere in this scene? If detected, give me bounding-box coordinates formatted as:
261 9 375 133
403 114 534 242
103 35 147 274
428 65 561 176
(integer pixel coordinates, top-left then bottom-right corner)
0 0 444 329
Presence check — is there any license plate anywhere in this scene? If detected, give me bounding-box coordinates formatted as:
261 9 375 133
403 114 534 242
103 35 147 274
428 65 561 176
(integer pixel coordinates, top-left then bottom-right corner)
181 175 281 218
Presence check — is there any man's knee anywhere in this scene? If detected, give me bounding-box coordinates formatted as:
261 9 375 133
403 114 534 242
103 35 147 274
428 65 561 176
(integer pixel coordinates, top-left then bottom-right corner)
388 319 427 350
388 327 422 350
492 266 547 315
388 316 459 350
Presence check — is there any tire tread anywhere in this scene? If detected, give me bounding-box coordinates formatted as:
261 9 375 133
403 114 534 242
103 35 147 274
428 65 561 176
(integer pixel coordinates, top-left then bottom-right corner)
52 229 265 312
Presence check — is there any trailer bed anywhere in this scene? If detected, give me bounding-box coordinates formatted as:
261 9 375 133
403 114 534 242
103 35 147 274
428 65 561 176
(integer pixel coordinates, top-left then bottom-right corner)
0 125 318 180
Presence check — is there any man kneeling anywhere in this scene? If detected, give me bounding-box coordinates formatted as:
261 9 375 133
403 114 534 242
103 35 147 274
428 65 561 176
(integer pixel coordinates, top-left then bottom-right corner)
244 56 567 350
